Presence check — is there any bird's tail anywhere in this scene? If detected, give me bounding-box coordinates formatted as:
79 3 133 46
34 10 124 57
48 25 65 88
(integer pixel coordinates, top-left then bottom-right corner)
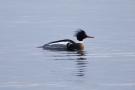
36 46 43 48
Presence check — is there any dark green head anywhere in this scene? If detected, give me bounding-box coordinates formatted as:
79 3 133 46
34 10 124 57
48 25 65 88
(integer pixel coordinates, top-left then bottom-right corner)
75 29 94 41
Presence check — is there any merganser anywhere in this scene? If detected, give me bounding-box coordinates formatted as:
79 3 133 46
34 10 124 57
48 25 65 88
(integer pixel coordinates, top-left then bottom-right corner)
38 29 94 51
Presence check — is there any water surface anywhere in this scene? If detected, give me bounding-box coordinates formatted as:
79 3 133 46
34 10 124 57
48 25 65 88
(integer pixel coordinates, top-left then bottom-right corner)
0 0 135 90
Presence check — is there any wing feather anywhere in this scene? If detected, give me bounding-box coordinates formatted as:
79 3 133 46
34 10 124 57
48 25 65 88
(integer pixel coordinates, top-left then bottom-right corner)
46 39 75 45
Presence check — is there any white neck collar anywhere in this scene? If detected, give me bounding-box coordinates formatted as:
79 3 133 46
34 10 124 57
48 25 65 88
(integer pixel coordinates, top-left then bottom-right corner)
78 41 83 43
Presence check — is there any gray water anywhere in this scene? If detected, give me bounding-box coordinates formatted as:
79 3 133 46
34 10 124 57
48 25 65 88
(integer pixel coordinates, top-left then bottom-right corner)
0 0 135 90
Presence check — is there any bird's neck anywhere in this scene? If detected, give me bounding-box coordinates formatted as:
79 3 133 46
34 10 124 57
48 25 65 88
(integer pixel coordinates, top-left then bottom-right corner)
78 41 83 43
75 41 84 50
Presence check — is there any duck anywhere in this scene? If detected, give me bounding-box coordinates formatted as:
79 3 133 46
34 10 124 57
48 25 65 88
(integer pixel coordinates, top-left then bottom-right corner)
38 29 94 51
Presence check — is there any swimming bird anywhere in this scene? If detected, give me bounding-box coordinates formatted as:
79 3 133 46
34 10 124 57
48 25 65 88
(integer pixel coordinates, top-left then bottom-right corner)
38 29 94 51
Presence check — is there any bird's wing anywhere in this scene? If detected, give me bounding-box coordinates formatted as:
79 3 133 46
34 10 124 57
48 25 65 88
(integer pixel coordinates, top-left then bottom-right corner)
46 39 75 45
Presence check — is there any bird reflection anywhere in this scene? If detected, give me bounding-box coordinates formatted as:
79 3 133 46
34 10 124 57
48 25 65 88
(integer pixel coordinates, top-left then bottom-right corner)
77 51 86 56
76 57 87 77
47 50 88 77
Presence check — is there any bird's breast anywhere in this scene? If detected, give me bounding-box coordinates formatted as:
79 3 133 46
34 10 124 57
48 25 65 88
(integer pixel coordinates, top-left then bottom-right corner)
76 43 84 50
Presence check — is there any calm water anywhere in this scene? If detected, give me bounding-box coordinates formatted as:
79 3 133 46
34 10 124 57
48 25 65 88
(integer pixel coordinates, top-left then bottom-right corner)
0 0 135 90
